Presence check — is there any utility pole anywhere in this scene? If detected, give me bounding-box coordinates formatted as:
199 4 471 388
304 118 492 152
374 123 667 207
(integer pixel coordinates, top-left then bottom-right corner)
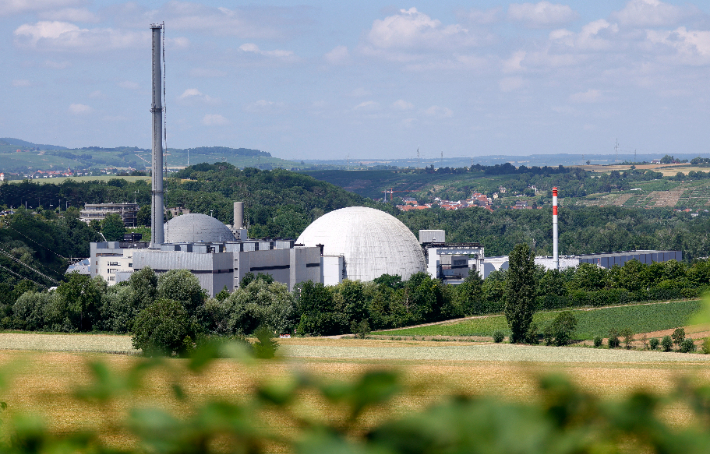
614 139 619 164
440 151 443 169
417 148 420 169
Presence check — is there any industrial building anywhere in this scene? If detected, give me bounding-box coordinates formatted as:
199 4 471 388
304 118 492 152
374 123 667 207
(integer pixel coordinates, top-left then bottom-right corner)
80 203 138 227
482 250 683 278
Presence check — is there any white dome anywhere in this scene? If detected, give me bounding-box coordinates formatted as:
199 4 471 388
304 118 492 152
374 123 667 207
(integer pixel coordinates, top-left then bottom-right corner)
296 206 426 282
164 213 235 244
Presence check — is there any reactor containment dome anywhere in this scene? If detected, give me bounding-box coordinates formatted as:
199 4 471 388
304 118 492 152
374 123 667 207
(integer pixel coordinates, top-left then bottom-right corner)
296 206 426 282
164 213 236 244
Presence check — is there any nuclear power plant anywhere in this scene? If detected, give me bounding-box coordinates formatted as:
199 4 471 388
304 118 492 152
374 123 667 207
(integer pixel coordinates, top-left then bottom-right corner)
86 23 485 296
85 22 680 296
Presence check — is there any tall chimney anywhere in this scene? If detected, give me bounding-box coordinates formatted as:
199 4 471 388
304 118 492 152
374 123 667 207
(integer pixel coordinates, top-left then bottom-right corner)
552 187 559 270
150 23 164 247
233 202 244 229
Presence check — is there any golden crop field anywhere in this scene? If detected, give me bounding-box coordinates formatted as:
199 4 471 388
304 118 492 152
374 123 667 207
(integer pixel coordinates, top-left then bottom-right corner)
1 333 710 450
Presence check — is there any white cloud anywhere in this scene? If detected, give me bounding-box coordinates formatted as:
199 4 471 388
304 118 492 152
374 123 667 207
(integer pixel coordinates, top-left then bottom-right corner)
325 45 350 65
12 79 31 87
89 90 103 98
499 77 525 92
354 101 380 110
424 105 453 117
68 103 91 114
0 0 84 16
202 114 228 126
189 68 227 78
646 27 710 65
178 88 219 104
38 8 99 23
14 21 148 52
244 99 285 112
611 0 692 28
118 81 139 90
391 99 414 110
239 43 294 58
569 89 602 103
365 7 474 50
503 50 526 72
549 19 619 51
456 7 501 25
508 2 578 28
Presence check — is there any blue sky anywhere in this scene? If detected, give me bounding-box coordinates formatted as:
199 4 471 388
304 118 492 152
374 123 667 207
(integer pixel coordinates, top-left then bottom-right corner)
2 0 710 160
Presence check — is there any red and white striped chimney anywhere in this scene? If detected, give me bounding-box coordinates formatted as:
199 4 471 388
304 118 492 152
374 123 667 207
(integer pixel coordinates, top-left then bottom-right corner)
553 187 559 270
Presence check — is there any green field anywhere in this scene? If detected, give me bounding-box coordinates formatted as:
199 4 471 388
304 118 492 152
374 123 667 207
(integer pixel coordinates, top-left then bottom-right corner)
378 300 703 339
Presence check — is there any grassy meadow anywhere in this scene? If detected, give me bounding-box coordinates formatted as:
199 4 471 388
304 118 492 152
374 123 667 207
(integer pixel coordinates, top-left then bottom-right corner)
377 300 703 339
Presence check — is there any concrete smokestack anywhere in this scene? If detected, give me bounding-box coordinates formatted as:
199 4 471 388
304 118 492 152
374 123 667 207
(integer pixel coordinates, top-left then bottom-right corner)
233 202 244 229
150 23 164 248
552 187 559 270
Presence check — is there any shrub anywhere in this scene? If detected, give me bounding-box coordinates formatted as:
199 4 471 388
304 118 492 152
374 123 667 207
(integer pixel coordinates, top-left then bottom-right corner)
661 335 673 352
548 312 577 346
493 330 505 343
608 329 620 349
251 325 279 359
680 338 696 353
132 299 198 357
351 319 371 339
703 338 710 354
593 336 603 348
619 328 634 350
672 328 686 349
649 338 660 350
524 322 540 344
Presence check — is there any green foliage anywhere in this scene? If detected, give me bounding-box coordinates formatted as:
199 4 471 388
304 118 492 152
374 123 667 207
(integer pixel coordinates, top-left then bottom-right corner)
493 330 505 343
662 335 673 352
650 338 660 350
101 213 126 241
593 336 602 348
608 329 620 348
680 338 696 353
156 269 206 314
672 327 686 348
505 244 537 343
218 279 295 335
620 328 634 349
136 204 150 226
543 311 578 346
702 338 710 354
455 272 484 315
55 273 105 331
240 272 274 289
351 319 371 339
251 325 279 359
132 298 197 357
215 286 230 302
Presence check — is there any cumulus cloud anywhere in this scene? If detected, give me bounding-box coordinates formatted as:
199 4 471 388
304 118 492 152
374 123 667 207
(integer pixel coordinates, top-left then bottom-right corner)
423 105 453 117
0 0 84 16
12 79 31 87
178 88 219 104
354 101 380 110
549 19 619 51
14 21 148 52
611 0 693 28
365 7 475 51
68 103 91 114
324 45 350 65
646 27 710 65
569 89 602 103
508 2 578 28
391 99 414 110
118 81 139 90
202 114 228 126
239 43 294 58
503 50 526 72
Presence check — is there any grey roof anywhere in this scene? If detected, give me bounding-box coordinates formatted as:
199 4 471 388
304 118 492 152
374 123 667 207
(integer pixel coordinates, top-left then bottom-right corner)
297 206 426 282
164 213 235 244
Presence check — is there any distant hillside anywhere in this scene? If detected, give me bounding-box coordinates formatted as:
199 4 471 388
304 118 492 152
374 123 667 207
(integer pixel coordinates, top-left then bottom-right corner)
0 138 298 173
